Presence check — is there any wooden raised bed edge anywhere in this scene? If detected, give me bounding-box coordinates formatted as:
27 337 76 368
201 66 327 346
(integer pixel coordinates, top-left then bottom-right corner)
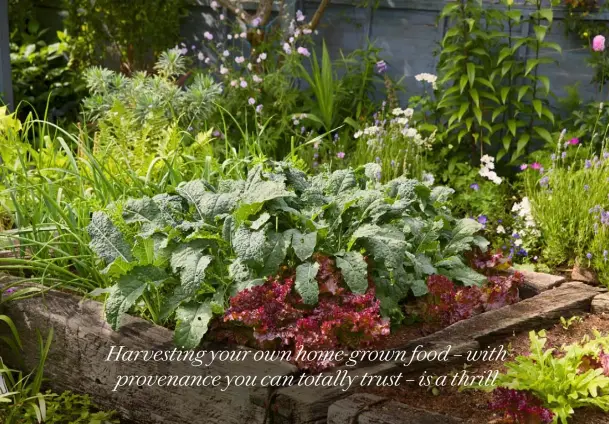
0 273 604 424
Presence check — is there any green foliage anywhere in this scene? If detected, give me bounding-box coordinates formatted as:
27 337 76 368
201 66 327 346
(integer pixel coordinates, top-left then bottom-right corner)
523 143 609 284
437 0 559 166
489 329 609 423
9 28 85 122
83 49 222 177
88 161 488 347
63 0 188 71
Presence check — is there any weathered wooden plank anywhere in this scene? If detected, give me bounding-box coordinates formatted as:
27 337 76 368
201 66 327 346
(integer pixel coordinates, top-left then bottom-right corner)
328 393 462 424
0 281 297 424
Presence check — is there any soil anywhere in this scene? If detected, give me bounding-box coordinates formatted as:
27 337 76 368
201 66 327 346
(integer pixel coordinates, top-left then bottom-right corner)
360 312 609 424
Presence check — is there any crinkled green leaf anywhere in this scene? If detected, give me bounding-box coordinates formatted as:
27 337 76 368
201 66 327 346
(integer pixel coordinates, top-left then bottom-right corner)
105 266 168 330
232 226 266 265
430 186 455 203
442 265 486 287
251 212 271 230
443 218 484 256
411 279 429 297
335 251 368 294
170 242 213 296
350 224 407 271
176 180 209 220
325 169 357 195
263 231 288 274
174 301 213 349
87 211 132 266
295 262 320 304
286 229 317 262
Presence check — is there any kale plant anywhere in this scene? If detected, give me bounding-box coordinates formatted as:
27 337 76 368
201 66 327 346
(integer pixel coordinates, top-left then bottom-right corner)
88 162 488 348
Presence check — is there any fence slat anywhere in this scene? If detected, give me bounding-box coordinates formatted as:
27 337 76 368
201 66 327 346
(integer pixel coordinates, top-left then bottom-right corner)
0 0 13 110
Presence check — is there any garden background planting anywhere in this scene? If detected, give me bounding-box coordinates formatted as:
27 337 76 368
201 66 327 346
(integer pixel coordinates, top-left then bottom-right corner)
2 0 609 423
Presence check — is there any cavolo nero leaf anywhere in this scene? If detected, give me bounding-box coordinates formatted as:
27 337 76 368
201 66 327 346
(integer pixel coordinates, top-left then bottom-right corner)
335 251 368 294
174 301 213 349
443 218 484 256
105 266 168 330
350 224 408 271
170 242 213 296
286 229 317 262
441 265 486 287
325 169 357 195
295 262 320 304
232 226 266 265
262 231 288 274
87 211 133 268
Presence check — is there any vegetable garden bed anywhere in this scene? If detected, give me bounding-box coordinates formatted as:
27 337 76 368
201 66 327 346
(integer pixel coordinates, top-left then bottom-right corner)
1 271 604 424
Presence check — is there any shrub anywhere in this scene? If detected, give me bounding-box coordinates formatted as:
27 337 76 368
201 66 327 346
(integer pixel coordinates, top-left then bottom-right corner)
83 49 222 177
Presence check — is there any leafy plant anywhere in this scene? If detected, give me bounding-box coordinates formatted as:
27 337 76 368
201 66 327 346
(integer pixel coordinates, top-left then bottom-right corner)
10 29 85 122
88 161 489 348
216 254 389 371
487 329 609 423
83 49 222 177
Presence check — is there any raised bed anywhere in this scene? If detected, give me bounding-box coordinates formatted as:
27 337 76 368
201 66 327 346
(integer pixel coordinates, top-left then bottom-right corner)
0 272 605 424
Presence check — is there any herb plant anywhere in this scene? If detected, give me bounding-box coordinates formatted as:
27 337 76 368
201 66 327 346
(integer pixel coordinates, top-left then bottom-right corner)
88 161 489 348
488 329 609 423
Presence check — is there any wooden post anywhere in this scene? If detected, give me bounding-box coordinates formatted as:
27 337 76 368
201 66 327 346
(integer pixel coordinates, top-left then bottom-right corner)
0 0 13 110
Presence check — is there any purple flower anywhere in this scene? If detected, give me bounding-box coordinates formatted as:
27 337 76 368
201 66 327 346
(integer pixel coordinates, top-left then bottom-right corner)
531 162 541 170
540 176 549 187
584 184 590 191
240 80 248 88
252 17 261 27
470 183 480 191
248 97 256 105
313 152 319 159
390 160 396 167
604 151 609 159
585 159 592 169
256 104 263 113
569 137 580 145
301 126 306 134
376 60 388 74
297 47 310 57
375 156 381 163
337 152 345 159
551 154 556 161
604 250 608 261
204 31 213 41
296 10 306 22
520 164 528 171
587 252 593 259
562 151 567 159
477 215 488 226
5 287 16 294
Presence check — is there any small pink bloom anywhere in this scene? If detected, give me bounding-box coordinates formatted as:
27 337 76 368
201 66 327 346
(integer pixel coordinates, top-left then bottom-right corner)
248 97 256 105
337 152 345 159
520 164 528 171
569 137 579 145
297 47 310 57
531 162 541 170
593 35 606 52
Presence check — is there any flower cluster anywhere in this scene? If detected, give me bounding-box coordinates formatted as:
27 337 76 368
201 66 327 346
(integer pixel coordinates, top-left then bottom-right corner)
593 34 606 52
414 73 438 90
219 255 390 371
489 388 554 424
424 270 523 326
479 155 502 185
509 197 540 258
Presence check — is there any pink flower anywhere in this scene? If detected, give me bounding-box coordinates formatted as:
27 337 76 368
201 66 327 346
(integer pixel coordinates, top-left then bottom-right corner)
593 35 606 52
337 152 345 159
240 80 248 88
520 164 528 171
204 31 213 41
253 75 262 83
297 47 310 57
531 162 541 170
569 137 579 145
283 43 292 54
248 97 256 105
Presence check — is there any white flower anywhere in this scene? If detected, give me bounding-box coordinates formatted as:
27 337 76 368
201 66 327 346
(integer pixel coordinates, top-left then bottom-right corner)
404 108 414 118
240 32 247 38
204 31 213 40
235 56 245 64
220 65 229 75
259 53 267 61
296 10 305 21
392 108 404 116
354 130 363 139
496 225 506 234
253 75 262 83
303 28 312 35
405 128 418 138
227 34 232 40
514 239 523 247
396 117 409 125
197 52 204 61
223 50 230 57
415 73 438 89
247 63 252 70
220 14 225 20
210 0 219 10
283 43 292 54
